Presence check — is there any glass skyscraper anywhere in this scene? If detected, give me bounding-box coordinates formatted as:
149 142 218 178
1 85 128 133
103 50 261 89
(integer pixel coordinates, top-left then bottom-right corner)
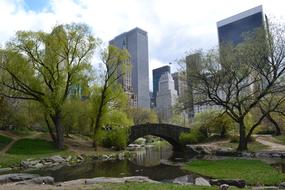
217 5 264 46
152 65 170 106
110 27 150 108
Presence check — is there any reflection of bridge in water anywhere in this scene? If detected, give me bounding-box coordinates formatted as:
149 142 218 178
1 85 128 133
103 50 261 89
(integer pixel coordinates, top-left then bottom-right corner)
128 123 191 151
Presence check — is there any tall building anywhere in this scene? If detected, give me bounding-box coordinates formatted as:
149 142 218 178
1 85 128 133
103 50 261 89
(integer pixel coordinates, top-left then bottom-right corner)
217 5 264 46
152 65 170 106
110 27 150 108
171 72 187 98
156 72 178 122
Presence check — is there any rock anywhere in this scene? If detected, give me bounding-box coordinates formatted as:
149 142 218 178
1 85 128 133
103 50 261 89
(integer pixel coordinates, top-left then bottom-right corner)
252 186 279 190
66 156 72 162
220 184 230 190
85 177 124 184
124 176 159 183
0 173 39 184
210 179 246 188
195 177 211 186
84 176 159 185
187 145 213 155
20 160 31 168
279 182 285 189
16 176 54 185
77 155 84 161
0 168 12 173
117 153 125 160
48 155 66 163
34 163 44 168
172 175 194 185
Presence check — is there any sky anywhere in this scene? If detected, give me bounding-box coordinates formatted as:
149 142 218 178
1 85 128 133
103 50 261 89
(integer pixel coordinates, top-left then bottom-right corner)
0 0 285 90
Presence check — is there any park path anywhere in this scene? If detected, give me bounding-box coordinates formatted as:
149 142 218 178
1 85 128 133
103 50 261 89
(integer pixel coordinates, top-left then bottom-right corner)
255 135 285 151
0 132 41 155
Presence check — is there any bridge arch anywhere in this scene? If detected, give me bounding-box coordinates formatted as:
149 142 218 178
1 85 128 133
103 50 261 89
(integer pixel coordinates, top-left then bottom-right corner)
128 123 190 151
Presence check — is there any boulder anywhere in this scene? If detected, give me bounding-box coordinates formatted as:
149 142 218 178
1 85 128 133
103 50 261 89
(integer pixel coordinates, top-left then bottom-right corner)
124 176 159 183
172 175 194 185
195 177 211 186
187 145 213 155
47 155 66 163
210 179 246 188
0 173 39 184
0 168 12 173
16 176 54 185
279 182 285 189
85 177 124 184
220 184 230 190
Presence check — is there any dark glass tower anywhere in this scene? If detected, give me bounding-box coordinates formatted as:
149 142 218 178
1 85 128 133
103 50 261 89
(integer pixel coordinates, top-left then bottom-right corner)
217 5 264 46
152 65 170 106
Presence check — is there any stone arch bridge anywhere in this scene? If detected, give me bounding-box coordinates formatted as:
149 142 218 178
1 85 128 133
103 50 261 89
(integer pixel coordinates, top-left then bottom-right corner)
128 123 190 151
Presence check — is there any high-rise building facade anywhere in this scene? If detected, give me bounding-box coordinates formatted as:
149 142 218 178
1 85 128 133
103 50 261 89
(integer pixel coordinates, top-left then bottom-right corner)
156 72 178 122
152 65 170 106
217 5 264 46
172 72 187 98
110 27 150 108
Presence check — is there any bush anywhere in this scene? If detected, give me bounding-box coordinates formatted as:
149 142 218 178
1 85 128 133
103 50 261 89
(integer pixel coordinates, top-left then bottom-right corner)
100 128 128 150
179 129 206 144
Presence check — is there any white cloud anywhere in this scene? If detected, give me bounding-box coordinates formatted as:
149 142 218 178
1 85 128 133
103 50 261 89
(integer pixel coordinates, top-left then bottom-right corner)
1 0 285 89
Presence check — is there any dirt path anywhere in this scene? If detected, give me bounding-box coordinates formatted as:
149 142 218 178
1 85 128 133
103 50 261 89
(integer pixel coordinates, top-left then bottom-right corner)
255 135 285 151
0 132 42 155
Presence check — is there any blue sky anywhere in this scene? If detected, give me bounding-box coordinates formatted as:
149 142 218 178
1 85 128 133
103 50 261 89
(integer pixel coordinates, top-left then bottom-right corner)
23 0 51 12
0 0 285 90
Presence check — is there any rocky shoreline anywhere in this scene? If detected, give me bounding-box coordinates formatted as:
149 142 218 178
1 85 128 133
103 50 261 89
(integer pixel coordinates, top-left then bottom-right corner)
0 173 284 190
186 144 285 158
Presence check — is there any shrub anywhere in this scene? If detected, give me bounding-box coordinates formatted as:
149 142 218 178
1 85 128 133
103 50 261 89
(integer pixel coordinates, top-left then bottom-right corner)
179 129 206 144
100 128 128 150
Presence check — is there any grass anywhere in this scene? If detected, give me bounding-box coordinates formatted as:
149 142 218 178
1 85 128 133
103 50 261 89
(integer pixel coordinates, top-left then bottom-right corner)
7 138 62 155
0 138 74 168
0 134 13 150
183 159 285 185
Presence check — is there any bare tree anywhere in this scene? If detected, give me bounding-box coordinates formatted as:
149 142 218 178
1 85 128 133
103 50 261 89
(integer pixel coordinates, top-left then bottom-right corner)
187 21 285 151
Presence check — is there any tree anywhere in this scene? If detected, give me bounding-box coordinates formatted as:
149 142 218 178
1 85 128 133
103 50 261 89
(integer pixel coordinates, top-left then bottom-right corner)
127 108 159 125
89 45 130 149
187 21 285 151
0 24 97 149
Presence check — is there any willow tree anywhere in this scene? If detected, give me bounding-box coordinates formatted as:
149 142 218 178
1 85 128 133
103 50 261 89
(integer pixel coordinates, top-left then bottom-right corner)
0 24 97 149
188 21 285 151
90 45 130 149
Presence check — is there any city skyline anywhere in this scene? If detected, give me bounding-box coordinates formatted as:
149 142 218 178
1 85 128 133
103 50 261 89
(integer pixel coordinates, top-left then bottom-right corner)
0 1 285 90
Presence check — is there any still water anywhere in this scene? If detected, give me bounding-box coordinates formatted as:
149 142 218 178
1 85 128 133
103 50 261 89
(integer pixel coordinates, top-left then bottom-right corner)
27 145 193 182
13 145 285 183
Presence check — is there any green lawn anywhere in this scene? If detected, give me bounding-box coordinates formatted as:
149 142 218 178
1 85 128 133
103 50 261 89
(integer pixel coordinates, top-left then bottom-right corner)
7 138 62 155
0 138 74 168
0 134 13 150
183 159 285 185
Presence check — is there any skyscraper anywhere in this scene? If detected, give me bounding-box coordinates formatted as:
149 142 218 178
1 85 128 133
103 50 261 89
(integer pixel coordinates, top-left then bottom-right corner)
152 65 170 106
156 72 178 122
110 27 150 108
217 5 264 46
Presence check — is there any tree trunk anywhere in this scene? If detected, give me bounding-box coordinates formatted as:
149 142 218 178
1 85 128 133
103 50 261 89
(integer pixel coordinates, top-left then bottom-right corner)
52 111 65 150
220 126 226 138
266 114 281 136
44 115 57 144
237 120 248 151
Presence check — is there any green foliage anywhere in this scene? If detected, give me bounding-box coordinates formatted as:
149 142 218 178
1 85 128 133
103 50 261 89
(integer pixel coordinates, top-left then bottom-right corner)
184 159 285 185
7 138 62 155
192 110 235 138
127 108 159 125
62 98 91 136
0 134 13 150
100 127 128 150
179 128 206 144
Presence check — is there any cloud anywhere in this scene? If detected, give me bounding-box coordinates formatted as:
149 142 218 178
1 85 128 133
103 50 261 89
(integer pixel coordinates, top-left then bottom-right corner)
1 0 285 90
